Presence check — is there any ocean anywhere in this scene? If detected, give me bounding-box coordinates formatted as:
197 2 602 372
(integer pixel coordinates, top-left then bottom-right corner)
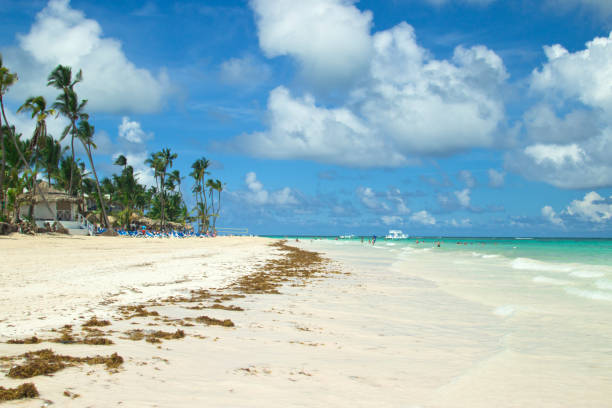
276 236 612 406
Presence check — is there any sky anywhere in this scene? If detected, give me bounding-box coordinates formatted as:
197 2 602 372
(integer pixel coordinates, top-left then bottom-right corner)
1 0 612 237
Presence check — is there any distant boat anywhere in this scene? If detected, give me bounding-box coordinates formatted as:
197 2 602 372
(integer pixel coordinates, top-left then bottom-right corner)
339 234 355 239
385 230 408 239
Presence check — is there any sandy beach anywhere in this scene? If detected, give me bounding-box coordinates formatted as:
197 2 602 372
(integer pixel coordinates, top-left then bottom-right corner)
2 235 611 407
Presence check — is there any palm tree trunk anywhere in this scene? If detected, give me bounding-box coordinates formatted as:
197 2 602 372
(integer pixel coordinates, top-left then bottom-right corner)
160 174 165 231
0 98 56 223
0 109 5 220
68 124 75 196
85 145 110 230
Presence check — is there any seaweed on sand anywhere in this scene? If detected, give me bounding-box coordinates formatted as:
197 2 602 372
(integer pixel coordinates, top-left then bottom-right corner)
7 336 41 344
145 330 185 344
228 241 336 295
7 349 124 379
118 305 160 319
195 316 235 327
0 383 39 401
82 316 111 327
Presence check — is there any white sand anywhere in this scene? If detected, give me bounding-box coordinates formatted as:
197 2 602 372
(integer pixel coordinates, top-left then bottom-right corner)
2 235 610 407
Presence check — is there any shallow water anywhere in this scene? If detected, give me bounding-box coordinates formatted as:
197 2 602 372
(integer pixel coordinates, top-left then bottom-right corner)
297 238 612 407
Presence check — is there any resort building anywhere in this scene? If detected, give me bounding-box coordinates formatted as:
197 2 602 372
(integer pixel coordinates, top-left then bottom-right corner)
17 182 81 222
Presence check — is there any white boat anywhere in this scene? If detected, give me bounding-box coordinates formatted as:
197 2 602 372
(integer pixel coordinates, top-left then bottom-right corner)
385 230 408 239
339 234 355 239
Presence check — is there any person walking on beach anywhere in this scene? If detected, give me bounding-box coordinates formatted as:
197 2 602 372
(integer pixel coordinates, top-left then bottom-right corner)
372 235 377 245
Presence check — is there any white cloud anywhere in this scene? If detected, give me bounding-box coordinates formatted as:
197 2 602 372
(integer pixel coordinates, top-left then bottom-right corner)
450 218 472 227
3 0 168 114
234 19 508 166
524 144 585 166
454 188 471 207
507 32 612 189
219 55 271 87
541 205 564 226
381 215 403 226
410 210 436 225
356 186 386 210
250 0 373 86
565 192 612 223
531 33 612 111
544 0 612 18
243 172 299 206
118 117 152 144
458 170 475 188
488 169 505 187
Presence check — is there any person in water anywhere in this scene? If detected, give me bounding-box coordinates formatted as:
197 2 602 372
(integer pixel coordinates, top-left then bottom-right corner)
372 235 377 244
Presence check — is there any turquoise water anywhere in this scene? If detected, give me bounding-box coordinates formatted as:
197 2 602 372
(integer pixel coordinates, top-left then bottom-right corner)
266 236 612 267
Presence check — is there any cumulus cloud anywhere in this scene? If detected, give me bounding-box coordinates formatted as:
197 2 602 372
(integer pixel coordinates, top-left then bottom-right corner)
234 17 508 166
118 117 152 144
454 188 471 207
541 205 564 226
356 186 387 210
488 169 505 187
507 32 612 188
242 172 299 206
250 0 373 86
3 0 168 114
565 191 612 223
410 210 436 225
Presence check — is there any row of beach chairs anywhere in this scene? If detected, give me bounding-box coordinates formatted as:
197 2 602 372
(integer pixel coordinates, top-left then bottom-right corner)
111 229 214 238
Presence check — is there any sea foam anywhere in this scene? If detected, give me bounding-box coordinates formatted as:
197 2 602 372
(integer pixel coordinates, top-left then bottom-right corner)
570 271 605 278
595 279 612 291
533 276 571 285
565 288 612 302
511 258 572 273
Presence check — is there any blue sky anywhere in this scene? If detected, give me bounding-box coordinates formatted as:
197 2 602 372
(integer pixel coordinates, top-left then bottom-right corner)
2 0 612 236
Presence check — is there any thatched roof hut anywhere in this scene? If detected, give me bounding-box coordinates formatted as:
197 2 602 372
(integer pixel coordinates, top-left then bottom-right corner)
17 182 80 205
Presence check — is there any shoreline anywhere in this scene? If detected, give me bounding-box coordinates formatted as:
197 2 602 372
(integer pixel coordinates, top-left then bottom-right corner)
2 235 611 407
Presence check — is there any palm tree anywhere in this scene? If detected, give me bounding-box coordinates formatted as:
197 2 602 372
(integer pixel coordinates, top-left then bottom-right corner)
114 154 127 171
48 65 87 196
0 56 55 222
40 135 67 185
0 53 18 220
190 157 210 232
17 96 55 218
146 148 177 231
76 120 111 231
213 179 224 233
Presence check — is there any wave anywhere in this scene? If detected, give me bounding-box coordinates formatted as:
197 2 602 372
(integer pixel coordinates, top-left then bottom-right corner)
565 288 612 302
570 271 605 279
471 252 500 259
532 276 571 285
511 258 572 273
595 279 612 291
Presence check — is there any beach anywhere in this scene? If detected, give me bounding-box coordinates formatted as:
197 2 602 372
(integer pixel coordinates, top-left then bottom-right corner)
1 235 612 407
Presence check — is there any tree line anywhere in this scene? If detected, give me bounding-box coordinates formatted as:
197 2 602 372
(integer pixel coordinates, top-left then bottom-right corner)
0 54 223 233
